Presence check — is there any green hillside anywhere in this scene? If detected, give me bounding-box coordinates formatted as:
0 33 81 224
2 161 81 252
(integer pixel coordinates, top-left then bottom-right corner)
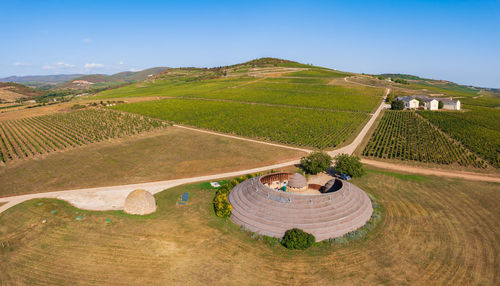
103 58 384 149
100 57 499 166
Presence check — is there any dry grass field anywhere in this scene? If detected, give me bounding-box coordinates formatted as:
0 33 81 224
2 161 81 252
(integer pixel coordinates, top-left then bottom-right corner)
0 167 497 285
0 127 305 197
0 87 25 102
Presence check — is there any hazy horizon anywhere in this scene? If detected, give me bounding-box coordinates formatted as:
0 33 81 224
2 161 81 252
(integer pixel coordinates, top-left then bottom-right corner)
2 0 499 88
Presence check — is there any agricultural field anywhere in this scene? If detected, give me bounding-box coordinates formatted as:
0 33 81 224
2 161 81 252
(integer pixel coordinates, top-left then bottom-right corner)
419 107 500 168
284 68 351 78
460 95 500 108
111 98 368 149
363 111 487 168
99 65 384 150
0 109 167 163
98 71 384 113
97 77 253 99
0 168 498 285
0 127 305 196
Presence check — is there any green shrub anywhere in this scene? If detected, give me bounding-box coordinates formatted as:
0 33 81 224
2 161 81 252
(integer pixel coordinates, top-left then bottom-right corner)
281 228 316 250
212 172 262 218
438 100 444 109
393 78 409 85
213 192 232 218
391 100 405 110
300 151 332 175
334 154 365 177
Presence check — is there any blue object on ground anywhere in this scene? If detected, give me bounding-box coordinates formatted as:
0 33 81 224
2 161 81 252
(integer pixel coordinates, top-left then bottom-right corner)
38 202 43 206
340 173 351 180
51 210 56 214
177 192 189 205
105 219 111 223
76 216 82 220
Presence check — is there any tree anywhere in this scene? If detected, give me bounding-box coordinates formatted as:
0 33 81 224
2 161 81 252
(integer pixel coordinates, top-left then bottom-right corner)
334 154 365 177
391 100 405 110
300 151 332 174
416 98 424 107
281 228 316 249
385 93 394 103
438 101 444 109
393 78 409 85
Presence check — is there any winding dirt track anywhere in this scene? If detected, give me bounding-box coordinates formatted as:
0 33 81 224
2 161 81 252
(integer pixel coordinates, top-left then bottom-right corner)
1 87 498 214
361 159 500 183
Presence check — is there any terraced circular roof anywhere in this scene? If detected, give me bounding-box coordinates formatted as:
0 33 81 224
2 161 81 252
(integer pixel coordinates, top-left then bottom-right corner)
228 176 373 241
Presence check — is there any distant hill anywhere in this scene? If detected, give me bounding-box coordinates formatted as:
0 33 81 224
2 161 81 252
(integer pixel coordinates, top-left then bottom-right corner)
0 82 43 102
0 67 170 90
0 74 83 85
59 67 170 89
233 57 313 68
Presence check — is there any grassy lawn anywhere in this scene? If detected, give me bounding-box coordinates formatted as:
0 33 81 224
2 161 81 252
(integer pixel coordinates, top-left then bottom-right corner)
0 127 305 197
0 167 498 285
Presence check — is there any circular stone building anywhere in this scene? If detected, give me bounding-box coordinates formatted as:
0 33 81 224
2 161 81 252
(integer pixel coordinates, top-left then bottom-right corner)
228 173 373 241
124 189 157 215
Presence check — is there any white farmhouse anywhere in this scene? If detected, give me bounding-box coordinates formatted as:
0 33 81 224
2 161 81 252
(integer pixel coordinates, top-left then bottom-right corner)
396 96 420 109
423 98 439 110
396 95 445 111
440 98 461 110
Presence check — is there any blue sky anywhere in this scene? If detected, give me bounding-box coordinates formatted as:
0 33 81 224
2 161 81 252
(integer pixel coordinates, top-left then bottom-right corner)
1 0 499 87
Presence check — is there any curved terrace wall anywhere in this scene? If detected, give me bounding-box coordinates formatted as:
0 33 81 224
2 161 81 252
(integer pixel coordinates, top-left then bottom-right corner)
228 175 373 241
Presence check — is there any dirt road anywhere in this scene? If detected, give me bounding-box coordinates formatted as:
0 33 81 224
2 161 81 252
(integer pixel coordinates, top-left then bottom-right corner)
362 159 500 183
0 159 301 214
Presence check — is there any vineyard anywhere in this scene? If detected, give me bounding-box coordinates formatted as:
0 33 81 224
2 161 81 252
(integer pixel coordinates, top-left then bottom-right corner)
111 98 367 149
418 107 500 168
98 70 384 113
0 109 167 163
363 111 487 168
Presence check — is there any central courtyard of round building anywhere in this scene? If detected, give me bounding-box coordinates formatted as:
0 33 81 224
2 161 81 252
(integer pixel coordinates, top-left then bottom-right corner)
228 172 373 241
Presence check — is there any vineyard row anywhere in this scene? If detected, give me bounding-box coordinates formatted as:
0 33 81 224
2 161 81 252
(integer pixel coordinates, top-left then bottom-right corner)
0 109 168 163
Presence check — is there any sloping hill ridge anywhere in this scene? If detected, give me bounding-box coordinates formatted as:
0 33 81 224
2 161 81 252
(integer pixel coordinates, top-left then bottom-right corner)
0 74 83 85
0 82 43 102
60 67 170 89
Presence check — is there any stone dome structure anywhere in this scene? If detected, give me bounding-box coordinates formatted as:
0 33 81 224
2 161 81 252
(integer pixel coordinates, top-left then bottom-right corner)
124 189 157 215
228 174 373 241
287 173 307 190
